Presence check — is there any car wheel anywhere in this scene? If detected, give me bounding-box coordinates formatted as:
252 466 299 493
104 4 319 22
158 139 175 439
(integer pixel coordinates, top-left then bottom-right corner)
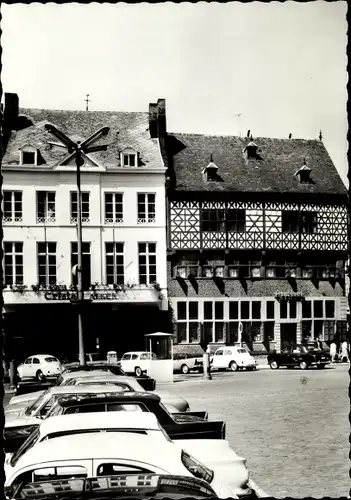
36 370 45 381
181 364 190 374
229 361 238 372
299 361 308 370
269 360 279 370
135 366 142 377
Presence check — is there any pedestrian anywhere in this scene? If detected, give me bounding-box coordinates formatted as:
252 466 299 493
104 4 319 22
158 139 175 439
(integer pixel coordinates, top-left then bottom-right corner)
330 340 337 363
316 338 322 350
340 340 349 363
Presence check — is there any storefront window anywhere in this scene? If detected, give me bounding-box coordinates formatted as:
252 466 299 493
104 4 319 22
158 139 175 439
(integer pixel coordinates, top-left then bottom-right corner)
176 323 187 343
264 322 275 342
252 322 262 342
189 323 200 343
227 322 238 344
314 320 323 339
204 302 213 320
177 302 187 321
302 320 312 342
252 301 261 319
324 320 335 341
214 323 225 342
325 300 335 318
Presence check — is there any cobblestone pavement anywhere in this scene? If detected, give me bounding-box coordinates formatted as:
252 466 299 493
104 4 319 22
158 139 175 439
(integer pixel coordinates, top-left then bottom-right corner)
162 364 350 498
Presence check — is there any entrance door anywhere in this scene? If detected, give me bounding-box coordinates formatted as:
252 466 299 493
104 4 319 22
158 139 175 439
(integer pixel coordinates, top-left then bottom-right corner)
280 323 297 349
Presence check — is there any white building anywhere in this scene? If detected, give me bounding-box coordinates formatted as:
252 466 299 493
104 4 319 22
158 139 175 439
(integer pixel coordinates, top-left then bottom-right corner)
2 93 170 360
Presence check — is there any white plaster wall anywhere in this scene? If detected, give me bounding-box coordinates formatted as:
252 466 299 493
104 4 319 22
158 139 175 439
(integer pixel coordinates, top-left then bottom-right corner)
3 170 167 292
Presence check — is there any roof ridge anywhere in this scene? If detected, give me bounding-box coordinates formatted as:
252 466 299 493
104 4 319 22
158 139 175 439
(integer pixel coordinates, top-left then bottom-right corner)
19 107 147 115
168 131 321 142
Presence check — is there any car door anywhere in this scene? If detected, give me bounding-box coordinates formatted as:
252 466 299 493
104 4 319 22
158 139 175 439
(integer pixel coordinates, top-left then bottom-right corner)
31 357 41 377
20 358 33 378
139 353 150 372
121 354 132 373
212 349 224 369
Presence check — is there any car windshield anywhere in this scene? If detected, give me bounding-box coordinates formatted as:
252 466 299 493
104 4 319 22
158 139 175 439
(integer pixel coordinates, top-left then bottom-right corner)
45 357 58 363
25 391 50 416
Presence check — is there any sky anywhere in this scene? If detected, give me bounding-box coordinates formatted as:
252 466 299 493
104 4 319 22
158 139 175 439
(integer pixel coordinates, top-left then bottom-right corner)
1 2 348 186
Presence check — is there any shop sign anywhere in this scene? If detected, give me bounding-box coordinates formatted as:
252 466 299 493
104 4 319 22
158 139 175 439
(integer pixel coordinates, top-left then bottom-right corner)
31 284 120 302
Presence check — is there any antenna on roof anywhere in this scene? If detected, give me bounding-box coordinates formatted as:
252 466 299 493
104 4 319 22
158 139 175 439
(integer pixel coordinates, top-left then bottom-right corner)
85 94 90 112
250 134 253 141
247 129 250 138
289 133 292 139
319 130 323 141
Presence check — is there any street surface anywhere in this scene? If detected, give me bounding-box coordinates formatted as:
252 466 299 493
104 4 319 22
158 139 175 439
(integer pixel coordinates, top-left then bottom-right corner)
165 364 350 498
3 364 349 498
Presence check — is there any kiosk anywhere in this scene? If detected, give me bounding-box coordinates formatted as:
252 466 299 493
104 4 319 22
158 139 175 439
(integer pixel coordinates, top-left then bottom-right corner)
144 332 174 383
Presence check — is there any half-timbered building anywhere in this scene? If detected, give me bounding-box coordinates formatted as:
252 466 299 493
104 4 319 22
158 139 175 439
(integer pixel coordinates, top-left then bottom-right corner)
165 132 348 353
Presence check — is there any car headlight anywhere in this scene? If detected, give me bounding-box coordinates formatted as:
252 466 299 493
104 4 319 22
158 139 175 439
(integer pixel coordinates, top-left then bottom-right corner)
181 450 214 483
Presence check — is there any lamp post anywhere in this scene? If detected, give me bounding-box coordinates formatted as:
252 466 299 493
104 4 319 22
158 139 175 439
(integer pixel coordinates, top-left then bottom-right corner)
45 124 109 365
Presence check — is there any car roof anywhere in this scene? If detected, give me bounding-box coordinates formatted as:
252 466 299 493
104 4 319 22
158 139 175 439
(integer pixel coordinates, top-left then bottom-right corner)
26 355 57 359
45 385 142 395
73 375 139 385
54 391 160 406
38 411 160 436
123 352 149 355
61 370 113 380
15 432 181 469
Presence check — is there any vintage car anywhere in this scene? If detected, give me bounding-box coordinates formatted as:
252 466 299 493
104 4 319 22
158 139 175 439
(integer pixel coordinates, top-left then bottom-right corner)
173 353 203 374
267 344 331 370
4 432 235 498
211 346 257 372
6 412 265 498
45 392 223 441
7 475 218 500
120 351 157 376
16 355 63 381
9 372 189 413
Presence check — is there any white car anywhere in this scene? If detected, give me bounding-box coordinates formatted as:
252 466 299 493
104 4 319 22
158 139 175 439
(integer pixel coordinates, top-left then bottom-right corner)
120 351 156 376
16 354 63 381
4 432 235 498
6 412 266 498
173 354 203 374
211 346 257 372
8 372 187 413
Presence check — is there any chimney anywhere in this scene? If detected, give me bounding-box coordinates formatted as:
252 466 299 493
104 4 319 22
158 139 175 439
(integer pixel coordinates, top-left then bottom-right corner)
157 98 166 138
246 129 250 138
149 103 158 139
289 133 292 139
4 93 19 131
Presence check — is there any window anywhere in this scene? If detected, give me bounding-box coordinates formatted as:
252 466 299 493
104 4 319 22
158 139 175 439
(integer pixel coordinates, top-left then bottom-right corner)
203 301 225 343
37 191 56 223
280 301 296 319
175 301 199 343
215 266 224 277
325 300 335 318
138 243 156 285
104 193 123 223
70 192 90 223
122 153 137 167
227 209 246 233
313 300 323 319
4 242 23 285
105 242 124 285
137 194 156 223
280 301 288 319
241 302 250 320
250 262 261 278
228 266 240 278
252 301 261 319
301 212 317 234
266 301 275 319
324 320 335 341
201 209 225 232
37 242 56 285
3 191 22 222
202 266 213 278
266 266 276 278
302 301 312 318
282 211 299 233
229 301 239 320
71 242 91 290
21 151 36 164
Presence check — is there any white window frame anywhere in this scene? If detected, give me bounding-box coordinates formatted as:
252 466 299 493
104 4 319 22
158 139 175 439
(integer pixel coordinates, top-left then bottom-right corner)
121 151 137 167
3 190 23 223
4 242 24 286
36 191 56 224
37 242 57 286
203 301 225 343
105 242 124 285
137 193 156 224
70 191 90 224
20 148 37 165
138 242 157 285
104 193 123 224
175 301 200 343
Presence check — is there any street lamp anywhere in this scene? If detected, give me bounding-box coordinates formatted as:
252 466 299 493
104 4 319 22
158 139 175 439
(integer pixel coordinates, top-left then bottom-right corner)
45 124 109 365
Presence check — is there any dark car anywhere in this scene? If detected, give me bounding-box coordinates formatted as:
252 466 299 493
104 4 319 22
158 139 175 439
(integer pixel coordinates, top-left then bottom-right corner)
47 392 225 441
267 344 331 370
14 364 156 396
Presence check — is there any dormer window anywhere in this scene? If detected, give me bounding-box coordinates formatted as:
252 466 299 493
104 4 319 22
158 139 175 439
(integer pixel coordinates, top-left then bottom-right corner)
202 155 219 181
121 147 138 167
243 141 258 159
20 146 37 165
294 160 312 184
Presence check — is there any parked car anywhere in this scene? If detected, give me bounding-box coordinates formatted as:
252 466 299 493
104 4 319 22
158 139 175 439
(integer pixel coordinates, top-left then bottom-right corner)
6 412 264 498
4 432 235 498
120 351 156 376
267 344 331 370
46 392 224 442
16 355 63 381
7 475 218 500
173 353 203 374
62 363 156 391
211 346 257 372
9 373 190 413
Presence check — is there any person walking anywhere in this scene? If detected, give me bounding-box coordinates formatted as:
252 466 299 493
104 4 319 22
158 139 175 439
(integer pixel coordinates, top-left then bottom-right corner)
340 340 349 363
330 340 337 363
